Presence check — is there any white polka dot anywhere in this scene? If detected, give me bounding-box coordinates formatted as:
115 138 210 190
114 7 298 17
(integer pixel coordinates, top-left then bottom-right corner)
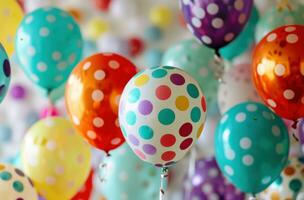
115 118 120 127
94 70 106 80
37 62 47 72
46 140 57 151
28 46 36 56
46 15 56 23
257 63 266 76
238 14 246 24
193 6 205 19
276 143 284 154
201 35 212 44
46 176 56 185
209 194 219 200
283 89 295 100
109 60 120 69
267 99 277 108
286 34 298 44
83 62 91 70
111 138 121 145
223 129 230 140
246 104 257 112
267 33 277 42
240 137 252 149
212 18 223 29
191 17 201 28
225 148 235 160
92 90 104 102
208 168 219 177
93 117 104 127
202 183 212 193
72 115 80 125
274 64 286 76
207 3 219 15
52 51 61 61
25 15 33 24
285 26 296 32
55 166 64 175
39 27 50 37
87 130 97 139
224 33 234 42
119 171 129 181
262 111 273 120
186 24 194 33
57 62 67 70
234 0 244 11
68 24 74 30
69 54 76 63
182 0 190 5
221 115 228 123
262 176 271 184
272 125 281 137
235 112 246 122
224 165 234 176
242 155 254 166
55 75 63 82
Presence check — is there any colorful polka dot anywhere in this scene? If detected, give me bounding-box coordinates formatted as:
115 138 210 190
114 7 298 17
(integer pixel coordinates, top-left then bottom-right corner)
196 123 204 139
128 88 141 103
138 100 153 115
180 138 193 150
170 73 185 85
135 74 150 86
13 181 24 192
0 171 12 181
126 111 136 125
142 144 157 155
201 96 207 112
160 134 176 147
139 125 154 140
179 123 193 137
190 107 201 122
152 68 167 78
187 83 199 98
158 109 175 125
156 85 171 100
134 149 146 160
128 134 139 146
161 151 176 161
175 96 189 111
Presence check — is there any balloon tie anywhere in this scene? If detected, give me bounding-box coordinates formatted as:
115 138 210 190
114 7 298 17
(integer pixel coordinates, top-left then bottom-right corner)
291 120 299 142
98 153 111 183
277 0 292 11
213 50 225 83
159 167 169 200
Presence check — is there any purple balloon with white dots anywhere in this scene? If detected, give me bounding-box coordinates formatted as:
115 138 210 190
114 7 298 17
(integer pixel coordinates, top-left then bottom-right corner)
183 157 245 200
180 0 253 50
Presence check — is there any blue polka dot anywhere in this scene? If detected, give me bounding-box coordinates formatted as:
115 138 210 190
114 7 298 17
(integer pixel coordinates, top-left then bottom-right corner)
126 111 136 125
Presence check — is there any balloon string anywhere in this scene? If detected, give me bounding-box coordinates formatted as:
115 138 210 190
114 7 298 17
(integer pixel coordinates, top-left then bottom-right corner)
46 89 55 117
213 50 224 83
291 120 299 142
159 167 169 200
186 147 197 199
98 153 111 183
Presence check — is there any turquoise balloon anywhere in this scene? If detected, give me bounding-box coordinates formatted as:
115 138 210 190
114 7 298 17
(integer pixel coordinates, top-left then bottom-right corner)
162 39 218 110
0 44 10 103
100 144 160 200
255 3 304 43
220 6 259 60
215 102 289 194
15 7 83 91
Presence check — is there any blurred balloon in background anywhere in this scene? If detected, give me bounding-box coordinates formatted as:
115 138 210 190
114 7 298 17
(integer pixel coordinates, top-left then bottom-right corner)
100 144 160 200
144 26 163 42
144 48 163 68
86 17 110 40
0 163 38 199
218 63 260 114
149 5 172 28
10 84 27 100
24 0 55 13
261 157 304 200
162 39 218 112
15 7 83 92
183 157 245 200
215 102 289 194
21 117 91 200
0 44 11 103
254 0 276 15
97 33 130 57
93 0 112 12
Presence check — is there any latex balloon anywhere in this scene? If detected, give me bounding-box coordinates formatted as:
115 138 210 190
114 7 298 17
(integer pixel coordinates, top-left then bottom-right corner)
100 144 160 200
298 119 304 147
65 53 137 153
15 7 83 91
220 5 259 60
71 169 94 200
94 0 112 12
144 48 163 68
255 3 304 43
119 66 207 167
181 0 253 50
21 117 91 200
0 163 38 199
252 25 304 121
162 39 218 111
215 102 289 194
218 63 260 114
261 157 304 200
0 44 11 103
128 37 145 57
0 0 23 56
183 157 245 200
149 5 172 28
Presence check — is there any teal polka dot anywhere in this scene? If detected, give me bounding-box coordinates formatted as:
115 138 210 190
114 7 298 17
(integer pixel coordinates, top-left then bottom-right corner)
274 176 283 185
187 84 199 98
128 88 141 103
158 109 175 125
289 179 302 192
152 69 167 78
13 181 24 192
163 66 174 70
126 111 136 125
139 125 154 139
0 171 12 181
191 107 201 122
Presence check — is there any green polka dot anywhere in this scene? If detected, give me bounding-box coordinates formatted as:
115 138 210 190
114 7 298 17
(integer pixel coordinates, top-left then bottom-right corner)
163 66 174 70
128 88 141 103
126 111 136 125
13 181 24 193
274 176 283 185
139 125 154 139
158 109 175 125
187 83 199 98
152 69 167 78
289 179 302 192
191 107 201 122
0 171 12 181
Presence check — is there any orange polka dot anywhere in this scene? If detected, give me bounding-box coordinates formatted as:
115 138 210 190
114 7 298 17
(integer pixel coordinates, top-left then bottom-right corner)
284 166 295 176
270 192 280 200
196 123 205 139
135 74 149 86
0 164 5 171
175 96 189 111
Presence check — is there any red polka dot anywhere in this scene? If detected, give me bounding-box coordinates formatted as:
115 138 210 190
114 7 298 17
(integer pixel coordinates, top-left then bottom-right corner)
201 96 206 112
161 151 176 161
180 138 193 150
156 85 171 100
179 123 193 137
134 149 146 160
160 134 176 147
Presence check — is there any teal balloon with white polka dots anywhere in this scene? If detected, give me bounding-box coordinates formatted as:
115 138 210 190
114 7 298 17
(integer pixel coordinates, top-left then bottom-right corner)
215 102 289 194
15 7 83 91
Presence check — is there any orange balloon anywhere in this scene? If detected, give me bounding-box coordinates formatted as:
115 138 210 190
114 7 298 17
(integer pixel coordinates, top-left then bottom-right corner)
65 53 137 153
252 25 304 121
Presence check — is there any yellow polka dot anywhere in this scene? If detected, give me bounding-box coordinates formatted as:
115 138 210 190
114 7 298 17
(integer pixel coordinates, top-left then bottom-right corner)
0 164 5 171
270 192 280 200
196 123 205 139
135 74 150 86
149 5 172 28
175 96 189 111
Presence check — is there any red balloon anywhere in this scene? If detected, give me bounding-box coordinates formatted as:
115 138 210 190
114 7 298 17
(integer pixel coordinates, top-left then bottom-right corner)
128 37 145 57
71 169 94 200
65 53 137 153
252 25 304 121
94 0 112 12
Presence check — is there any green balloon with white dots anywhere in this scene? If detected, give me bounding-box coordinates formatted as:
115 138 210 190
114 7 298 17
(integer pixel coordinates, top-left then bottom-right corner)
215 102 289 194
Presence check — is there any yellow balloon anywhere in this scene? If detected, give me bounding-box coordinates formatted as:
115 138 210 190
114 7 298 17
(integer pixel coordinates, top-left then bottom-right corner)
149 5 172 28
87 17 109 40
0 163 38 200
0 0 23 56
21 117 91 200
